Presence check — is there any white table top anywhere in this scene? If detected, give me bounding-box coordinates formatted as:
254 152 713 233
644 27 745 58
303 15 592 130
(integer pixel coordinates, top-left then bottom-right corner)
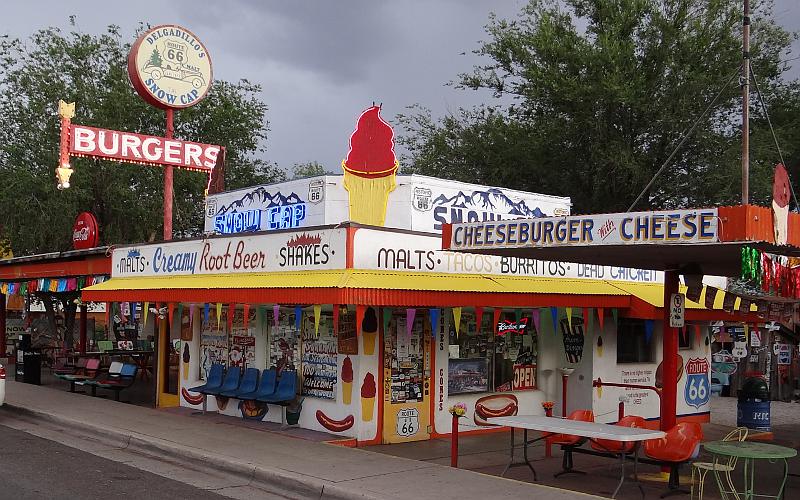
487 415 666 441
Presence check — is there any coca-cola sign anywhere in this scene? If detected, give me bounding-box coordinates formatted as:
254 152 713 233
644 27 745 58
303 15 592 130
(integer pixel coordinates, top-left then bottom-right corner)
72 212 99 250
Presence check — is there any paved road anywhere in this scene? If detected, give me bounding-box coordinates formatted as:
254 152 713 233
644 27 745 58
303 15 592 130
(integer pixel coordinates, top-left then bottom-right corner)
0 424 227 500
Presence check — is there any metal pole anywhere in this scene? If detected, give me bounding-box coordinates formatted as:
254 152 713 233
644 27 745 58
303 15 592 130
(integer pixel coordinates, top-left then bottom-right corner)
742 0 751 205
661 270 679 431
0 293 6 359
164 109 175 241
79 303 87 354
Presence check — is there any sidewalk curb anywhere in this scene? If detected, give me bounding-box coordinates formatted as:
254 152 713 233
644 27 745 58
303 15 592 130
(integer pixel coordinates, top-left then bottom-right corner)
2 402 382 500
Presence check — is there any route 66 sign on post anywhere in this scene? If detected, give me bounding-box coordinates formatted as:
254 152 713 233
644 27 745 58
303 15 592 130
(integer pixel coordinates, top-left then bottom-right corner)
684 358 710 409
669 293 685 328
396 408 419 437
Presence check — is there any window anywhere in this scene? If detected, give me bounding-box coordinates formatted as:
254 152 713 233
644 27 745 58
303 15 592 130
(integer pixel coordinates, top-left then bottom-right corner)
448 310 538 394
678 326 694 350
616 318 653 363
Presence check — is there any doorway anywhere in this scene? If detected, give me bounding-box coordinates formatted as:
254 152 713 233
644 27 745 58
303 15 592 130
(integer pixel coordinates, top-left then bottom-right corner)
156 317 179 407
382 309 432 443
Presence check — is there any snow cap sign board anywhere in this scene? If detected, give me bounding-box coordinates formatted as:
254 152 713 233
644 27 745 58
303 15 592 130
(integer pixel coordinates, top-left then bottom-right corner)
128 25 213 110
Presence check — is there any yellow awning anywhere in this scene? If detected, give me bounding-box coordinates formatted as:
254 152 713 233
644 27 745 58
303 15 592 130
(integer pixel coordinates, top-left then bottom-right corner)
612 282 758 312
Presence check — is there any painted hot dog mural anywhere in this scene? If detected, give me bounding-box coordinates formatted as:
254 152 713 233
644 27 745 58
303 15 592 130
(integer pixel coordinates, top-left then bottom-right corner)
473 394 519 426
316 410 355 433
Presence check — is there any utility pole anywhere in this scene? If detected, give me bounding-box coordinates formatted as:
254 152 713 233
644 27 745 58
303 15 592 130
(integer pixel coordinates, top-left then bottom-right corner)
742 0 750 205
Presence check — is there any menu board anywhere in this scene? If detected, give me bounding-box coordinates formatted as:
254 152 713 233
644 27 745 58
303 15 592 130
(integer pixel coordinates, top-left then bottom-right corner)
337 310 358 355
561 316 585 364
301 314 337 399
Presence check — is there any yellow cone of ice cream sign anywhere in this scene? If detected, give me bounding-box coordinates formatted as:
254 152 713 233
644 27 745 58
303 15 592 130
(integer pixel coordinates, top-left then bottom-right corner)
128 25 213 110
341 106 399 226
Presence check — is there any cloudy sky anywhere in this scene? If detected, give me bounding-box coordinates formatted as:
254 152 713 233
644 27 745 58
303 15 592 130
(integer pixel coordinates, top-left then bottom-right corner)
3 1 799 175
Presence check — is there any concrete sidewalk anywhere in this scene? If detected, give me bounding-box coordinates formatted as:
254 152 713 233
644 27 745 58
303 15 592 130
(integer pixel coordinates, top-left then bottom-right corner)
0 380 598 500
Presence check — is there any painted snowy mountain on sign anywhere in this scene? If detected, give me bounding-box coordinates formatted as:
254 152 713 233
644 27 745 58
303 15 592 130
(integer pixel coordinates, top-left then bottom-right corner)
431 188 545 218
214 186 304 216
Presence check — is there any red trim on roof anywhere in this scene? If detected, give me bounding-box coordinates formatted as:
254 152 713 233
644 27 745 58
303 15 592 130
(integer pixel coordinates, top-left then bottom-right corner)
0 254 111 281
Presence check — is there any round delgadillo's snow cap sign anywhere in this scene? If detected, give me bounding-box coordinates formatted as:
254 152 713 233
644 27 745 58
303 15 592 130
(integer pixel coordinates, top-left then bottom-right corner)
128 24 213 110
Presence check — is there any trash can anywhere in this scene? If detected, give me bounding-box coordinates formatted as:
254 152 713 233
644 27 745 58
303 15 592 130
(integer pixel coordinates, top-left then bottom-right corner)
737 377 770 431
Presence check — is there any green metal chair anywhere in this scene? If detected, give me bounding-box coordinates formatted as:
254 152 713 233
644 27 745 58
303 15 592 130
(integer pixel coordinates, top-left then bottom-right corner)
691 427 748 500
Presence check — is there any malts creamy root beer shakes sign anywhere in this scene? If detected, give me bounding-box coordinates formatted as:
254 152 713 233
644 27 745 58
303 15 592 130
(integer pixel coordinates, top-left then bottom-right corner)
113 229 346 278
128 25 213 109
446 209 719 250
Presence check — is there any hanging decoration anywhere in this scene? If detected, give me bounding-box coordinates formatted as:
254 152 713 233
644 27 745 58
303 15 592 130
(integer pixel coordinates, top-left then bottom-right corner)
704 287 718 310
216 302 223 328
204 303 210 324
356 305 366 337
294 305 303 330
475 307 484 333
583 308 590 332
332 304 340 336
273 304 280 327
644 319 654 344
492 308 502 336
168 303 175 327
257 305 267 330
722 292 736 313
550 307 559 333
597 308 605 332
430 308 440 338
611 308 618 325
741 246 762 284
227 303 235 332
406 308 416 338
452 307 462 337
176 303 183 327
143 301 150 327
382 308 392 335
189 304 195 327
565 307 573 330
531 308 541 334
313 304 321 336
243 304 251 331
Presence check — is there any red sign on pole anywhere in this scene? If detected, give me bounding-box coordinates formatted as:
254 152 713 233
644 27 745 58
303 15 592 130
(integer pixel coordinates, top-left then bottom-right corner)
72 212 99 250
69 124 220 173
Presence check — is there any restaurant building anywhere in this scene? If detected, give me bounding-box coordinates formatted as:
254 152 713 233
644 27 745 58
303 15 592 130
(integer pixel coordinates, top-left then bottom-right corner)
81 171 752 444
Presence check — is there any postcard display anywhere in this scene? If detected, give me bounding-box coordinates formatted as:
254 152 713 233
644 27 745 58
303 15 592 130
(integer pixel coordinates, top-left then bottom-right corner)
200 319 228 380
229 308 256 369
301 312 337 400
386 314 426 404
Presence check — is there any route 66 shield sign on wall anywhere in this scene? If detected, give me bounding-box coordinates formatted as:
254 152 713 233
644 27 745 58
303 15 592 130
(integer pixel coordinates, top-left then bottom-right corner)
684 358 710 409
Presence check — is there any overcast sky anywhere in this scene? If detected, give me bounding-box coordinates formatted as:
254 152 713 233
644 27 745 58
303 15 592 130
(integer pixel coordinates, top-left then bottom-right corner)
3 1 799 176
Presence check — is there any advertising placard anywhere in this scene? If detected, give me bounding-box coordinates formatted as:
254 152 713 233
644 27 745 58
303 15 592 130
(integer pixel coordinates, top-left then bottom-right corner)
113 229 347 277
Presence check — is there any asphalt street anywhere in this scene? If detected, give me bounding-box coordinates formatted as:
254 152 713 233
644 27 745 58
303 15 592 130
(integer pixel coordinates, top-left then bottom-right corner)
0 424 228 500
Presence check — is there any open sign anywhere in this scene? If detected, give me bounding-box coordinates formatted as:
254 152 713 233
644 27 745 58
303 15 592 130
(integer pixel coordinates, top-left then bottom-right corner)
513 364 536 390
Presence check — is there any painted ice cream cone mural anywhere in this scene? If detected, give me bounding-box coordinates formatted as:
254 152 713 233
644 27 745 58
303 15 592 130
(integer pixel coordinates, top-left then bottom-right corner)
361 372 376 422
772 163 790 245
182 343 190 381
362 307 378 356
596 377 602 398
342 105 399 226
341 356 354 405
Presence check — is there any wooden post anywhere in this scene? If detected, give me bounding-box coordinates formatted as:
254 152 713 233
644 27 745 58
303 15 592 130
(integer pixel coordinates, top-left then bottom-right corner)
661 270 679 431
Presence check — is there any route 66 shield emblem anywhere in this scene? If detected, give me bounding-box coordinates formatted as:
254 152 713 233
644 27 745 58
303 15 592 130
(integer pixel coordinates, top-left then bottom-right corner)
684 358 710 409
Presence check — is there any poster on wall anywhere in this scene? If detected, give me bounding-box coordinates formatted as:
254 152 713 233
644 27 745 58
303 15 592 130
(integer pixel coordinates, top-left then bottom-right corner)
448 358 489 394
561 316 585 364
200 322 228 380
301 314 337 399
270 309 300 372
230 335 256 369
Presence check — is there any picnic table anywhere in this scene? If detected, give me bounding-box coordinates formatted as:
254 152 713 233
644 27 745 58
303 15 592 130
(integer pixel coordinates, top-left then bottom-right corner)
489 415 665 498
704 440 796 500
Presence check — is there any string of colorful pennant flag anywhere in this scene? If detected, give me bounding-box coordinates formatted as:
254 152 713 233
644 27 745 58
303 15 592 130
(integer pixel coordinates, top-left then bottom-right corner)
0 275 108 295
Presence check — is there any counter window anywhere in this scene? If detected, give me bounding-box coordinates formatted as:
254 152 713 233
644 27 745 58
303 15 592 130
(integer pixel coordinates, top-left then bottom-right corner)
617 318 654 363
448 310 537 394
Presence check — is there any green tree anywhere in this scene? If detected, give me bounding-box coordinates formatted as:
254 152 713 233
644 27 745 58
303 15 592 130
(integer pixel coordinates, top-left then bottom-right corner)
399 0 798 213
0 22 284 255
291 161 333 179
147 48 162 68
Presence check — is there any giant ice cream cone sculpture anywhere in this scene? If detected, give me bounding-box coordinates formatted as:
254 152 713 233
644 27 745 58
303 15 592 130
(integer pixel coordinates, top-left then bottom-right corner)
773 163 790 246
361 373 376 422
342 106 399 226
341 356 354 405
